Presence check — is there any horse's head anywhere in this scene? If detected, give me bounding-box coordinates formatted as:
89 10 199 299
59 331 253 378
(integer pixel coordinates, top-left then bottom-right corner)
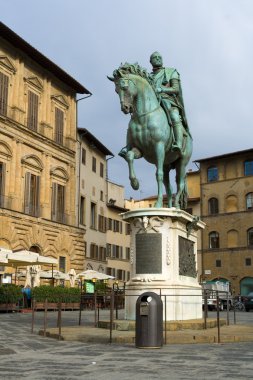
108 72 137 114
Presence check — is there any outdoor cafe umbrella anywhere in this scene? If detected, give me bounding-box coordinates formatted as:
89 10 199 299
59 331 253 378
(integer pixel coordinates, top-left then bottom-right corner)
76 270 115 281
38 270 70 280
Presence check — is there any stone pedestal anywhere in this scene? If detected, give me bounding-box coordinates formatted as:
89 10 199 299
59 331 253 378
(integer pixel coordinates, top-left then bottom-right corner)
122 208 205 321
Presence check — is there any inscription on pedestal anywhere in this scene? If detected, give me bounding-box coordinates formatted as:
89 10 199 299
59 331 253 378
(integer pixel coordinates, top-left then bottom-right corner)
136 233 162 274
179 236 197 278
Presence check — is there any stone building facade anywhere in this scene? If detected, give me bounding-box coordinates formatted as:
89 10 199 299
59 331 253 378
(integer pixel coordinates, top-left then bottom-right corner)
0 22 91 279
77 129 131 285
195 149 253 295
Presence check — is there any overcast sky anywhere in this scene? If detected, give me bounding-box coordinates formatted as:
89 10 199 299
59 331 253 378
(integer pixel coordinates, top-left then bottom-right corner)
2 0 253 199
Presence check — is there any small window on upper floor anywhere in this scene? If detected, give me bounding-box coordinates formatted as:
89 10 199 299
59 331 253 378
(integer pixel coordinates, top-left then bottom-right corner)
92 157 96 173
215 259 221 268
247 228 253 247
244 160 253 176
82 148 86 165
209 231 219 249
245 258 252 266
207 166 218 182
208 198 219 214
246 193 253 210
100 162 104 178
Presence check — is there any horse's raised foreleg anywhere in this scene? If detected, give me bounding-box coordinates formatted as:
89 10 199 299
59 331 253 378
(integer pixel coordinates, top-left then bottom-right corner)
174 160 187 209
163 165 173 208
154 142 165 208
125 147 142 190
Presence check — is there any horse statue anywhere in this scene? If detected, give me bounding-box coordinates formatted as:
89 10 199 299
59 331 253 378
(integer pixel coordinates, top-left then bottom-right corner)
108 63 192 209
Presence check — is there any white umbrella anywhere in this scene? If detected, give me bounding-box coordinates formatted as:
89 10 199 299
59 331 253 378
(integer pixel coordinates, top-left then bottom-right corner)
39 270 70 280
76 270 114 280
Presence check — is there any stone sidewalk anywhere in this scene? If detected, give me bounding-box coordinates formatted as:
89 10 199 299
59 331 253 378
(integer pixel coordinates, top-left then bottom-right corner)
41 318 253 345
1 310 253 379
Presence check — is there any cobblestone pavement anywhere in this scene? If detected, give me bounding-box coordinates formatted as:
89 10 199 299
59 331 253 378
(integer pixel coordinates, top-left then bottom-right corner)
0 310 253 379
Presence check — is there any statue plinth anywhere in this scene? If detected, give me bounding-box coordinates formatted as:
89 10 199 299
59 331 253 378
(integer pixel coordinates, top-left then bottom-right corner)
122 208 205 321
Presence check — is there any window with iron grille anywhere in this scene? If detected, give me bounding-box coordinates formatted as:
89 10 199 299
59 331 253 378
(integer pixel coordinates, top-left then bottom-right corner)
55 107 64 145
24 172 40 216
51 183 65 223
0 72 8 116
27 90 38 131
59 256 66 272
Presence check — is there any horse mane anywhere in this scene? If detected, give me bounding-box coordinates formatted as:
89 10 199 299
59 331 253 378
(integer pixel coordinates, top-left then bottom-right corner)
113 63 155 90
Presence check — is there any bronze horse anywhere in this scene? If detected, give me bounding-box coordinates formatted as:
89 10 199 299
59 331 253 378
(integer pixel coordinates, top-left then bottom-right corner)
108 63 192 209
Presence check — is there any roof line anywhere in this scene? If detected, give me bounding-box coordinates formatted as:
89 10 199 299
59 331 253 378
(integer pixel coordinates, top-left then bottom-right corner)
0 22 91 95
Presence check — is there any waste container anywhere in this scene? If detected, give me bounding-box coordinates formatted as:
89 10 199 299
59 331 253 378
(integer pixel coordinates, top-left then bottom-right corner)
135 291 163 348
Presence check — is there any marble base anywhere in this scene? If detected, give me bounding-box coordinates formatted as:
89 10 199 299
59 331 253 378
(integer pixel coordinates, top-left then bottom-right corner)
122 208 205 321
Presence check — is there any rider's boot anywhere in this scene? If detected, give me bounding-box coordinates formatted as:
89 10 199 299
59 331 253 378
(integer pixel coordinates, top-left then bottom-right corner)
171 121 183 156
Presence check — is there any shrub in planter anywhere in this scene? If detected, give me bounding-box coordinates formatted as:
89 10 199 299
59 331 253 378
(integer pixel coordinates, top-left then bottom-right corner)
31 286 81 303
0 284 23 304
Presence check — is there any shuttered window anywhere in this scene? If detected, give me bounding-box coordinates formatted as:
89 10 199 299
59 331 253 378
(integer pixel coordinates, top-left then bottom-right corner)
55 107 64 144
27 91 39 131
24 172 40 216
0 162 6 207
0 72 8 116
51 183 65 223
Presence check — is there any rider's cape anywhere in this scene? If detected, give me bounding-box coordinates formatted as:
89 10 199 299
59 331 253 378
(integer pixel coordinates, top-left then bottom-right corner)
151 67 190 135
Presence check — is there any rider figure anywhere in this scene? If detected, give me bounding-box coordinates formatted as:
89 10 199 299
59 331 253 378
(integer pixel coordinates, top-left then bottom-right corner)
149 51 190 155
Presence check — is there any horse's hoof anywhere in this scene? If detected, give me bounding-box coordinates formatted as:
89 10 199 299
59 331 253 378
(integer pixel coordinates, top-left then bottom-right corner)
131 178 139 190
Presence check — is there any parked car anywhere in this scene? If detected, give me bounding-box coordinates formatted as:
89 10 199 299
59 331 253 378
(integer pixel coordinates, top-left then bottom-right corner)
243 292 253 312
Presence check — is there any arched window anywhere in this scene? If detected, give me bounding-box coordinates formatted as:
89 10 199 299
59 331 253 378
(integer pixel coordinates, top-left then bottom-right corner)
209 231 219 249
246 193 253 210
208 197 219 214
227 229 238 248
247 228 253 247
225 195 238 213
207 166 218 182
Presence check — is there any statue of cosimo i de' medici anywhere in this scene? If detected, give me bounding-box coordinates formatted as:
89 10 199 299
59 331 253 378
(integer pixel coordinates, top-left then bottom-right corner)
108 52 192 210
